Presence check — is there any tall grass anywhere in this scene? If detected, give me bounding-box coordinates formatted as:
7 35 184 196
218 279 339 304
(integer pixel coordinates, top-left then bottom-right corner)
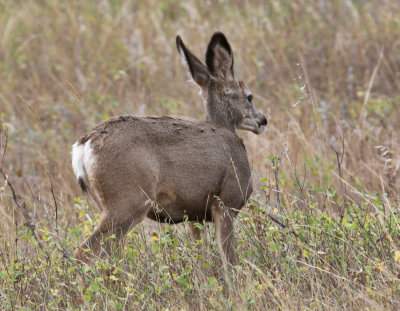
0 0 399 309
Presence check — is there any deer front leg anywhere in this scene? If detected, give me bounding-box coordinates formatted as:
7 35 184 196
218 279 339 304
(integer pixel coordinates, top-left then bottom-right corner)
211 202 237 267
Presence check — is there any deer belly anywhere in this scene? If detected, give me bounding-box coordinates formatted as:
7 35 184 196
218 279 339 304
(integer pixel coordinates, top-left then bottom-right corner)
146 189 213 223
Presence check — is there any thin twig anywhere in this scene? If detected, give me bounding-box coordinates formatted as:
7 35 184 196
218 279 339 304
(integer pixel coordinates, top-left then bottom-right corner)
49 166 59 236
330 134 346 219
284 148 306 211
26 182 37 226
266 212 286 229
230 157 244 201
299 59 324 155
18 95 43 126
272 155 281 211
358 48 384 127
0 131 49 261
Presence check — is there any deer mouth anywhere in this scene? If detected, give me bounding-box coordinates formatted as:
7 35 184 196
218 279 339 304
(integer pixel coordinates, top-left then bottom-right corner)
256 116 267 134
238 116 267 134
256 123 267 134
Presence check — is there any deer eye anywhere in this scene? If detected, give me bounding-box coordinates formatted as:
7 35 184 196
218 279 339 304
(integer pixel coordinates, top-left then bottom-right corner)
247 94 253 103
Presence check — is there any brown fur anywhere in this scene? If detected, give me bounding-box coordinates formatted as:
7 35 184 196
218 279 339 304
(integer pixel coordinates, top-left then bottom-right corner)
73 32 266 267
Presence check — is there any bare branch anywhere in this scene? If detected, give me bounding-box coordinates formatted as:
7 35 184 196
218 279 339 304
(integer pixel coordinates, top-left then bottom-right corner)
0 131 49 261
49 166 59 236
0 129 8 169
26 181 37 225
330 134 347 219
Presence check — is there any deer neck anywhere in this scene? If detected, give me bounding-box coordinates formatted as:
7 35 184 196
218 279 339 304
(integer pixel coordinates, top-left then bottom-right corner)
205 98 239 132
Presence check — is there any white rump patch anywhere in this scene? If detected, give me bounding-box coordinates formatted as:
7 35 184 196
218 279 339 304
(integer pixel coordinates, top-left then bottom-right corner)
71 139 97 184
82 140 97 180
72 142 85 180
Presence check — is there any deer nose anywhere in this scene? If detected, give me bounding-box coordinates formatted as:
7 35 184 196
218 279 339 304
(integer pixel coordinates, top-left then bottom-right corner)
259 116 267 126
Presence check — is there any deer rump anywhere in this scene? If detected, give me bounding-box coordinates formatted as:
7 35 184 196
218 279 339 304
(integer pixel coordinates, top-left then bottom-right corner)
73 115 252 224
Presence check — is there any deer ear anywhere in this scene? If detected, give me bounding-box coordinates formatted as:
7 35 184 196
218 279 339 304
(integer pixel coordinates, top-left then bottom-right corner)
176 35 210 87
205 32 234 80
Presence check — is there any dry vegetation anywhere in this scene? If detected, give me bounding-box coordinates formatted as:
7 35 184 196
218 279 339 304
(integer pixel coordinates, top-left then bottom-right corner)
0 0 400 310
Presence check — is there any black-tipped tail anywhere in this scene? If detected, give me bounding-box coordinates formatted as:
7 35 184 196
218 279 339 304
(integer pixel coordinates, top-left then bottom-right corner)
78 177 88 193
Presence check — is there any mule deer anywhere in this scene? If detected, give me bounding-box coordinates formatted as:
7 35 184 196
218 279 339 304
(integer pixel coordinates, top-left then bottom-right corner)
72 32 267 266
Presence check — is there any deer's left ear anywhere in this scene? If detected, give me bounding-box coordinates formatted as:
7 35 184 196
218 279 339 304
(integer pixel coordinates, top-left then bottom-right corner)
205 32 234 81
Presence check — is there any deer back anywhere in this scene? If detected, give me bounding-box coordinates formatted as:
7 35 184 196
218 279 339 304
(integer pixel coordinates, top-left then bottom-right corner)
76 115 252 222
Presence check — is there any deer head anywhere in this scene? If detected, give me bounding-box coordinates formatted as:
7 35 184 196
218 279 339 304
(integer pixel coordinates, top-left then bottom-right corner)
176 32 267 134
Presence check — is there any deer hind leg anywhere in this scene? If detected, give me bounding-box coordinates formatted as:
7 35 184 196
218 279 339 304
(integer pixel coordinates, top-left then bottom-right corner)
74 198 150 265
188 221 201 241
211 201 237 267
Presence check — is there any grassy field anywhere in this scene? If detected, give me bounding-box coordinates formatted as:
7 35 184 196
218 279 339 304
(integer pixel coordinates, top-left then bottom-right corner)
0 0 400 309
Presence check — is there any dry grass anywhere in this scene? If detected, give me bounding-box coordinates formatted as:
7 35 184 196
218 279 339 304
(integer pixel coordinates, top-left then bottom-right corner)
0 0 399 310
